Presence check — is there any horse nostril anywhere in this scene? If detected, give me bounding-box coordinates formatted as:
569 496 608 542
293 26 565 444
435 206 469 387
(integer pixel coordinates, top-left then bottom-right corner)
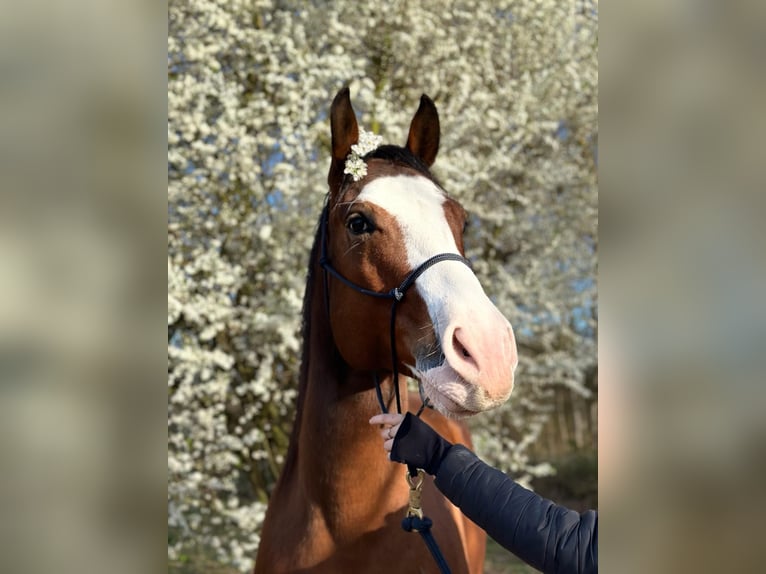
452 328 476 367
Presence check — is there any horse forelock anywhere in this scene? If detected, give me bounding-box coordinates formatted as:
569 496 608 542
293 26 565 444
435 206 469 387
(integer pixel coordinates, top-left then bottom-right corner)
364 144 436 180
329 144 443 205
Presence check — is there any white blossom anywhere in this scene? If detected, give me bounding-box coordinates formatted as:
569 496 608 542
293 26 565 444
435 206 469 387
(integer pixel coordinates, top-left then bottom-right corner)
343 127 384 181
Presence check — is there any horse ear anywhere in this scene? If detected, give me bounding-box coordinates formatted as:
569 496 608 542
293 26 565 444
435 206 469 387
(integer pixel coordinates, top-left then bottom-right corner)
406 94 440 167
328 87 359 193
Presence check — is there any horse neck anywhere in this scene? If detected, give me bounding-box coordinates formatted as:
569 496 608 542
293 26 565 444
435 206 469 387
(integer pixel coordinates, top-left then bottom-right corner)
287 241 409 534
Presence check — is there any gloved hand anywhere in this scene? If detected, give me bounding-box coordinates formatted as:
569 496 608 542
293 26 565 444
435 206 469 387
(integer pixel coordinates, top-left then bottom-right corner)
390 412 453 475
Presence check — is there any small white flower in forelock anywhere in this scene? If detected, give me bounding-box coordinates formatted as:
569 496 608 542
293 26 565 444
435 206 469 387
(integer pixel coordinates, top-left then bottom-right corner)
351 128 383 157
343 155 368 181
344 127 383 182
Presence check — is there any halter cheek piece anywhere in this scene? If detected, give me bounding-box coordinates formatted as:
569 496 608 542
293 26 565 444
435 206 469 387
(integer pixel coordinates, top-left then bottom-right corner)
318 201 473 416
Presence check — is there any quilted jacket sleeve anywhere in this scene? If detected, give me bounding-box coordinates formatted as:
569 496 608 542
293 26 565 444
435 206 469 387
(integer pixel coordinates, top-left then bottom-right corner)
435 445 598 574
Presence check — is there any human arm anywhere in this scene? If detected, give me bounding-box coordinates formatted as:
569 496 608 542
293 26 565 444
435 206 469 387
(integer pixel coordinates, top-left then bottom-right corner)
369 412 598 574
437 444 597 574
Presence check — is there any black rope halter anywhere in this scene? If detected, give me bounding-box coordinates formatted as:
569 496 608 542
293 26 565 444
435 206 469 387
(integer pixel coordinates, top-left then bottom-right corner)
317 200 472 416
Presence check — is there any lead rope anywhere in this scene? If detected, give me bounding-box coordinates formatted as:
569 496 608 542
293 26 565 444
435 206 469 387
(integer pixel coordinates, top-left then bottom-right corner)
320 201 469 574
401 469 453 574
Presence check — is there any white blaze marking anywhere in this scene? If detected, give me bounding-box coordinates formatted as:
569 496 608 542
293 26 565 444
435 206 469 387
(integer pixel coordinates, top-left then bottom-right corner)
357 175 489 336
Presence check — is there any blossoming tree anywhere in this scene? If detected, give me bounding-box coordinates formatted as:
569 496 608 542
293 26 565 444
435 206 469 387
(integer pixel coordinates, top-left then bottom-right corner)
168 0 597 570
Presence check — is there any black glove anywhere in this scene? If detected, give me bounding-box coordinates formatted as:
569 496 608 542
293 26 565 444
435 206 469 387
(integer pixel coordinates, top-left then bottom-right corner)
390 412 453 475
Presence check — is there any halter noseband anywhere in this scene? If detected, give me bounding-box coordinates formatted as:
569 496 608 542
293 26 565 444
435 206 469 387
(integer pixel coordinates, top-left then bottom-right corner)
318 201 473 415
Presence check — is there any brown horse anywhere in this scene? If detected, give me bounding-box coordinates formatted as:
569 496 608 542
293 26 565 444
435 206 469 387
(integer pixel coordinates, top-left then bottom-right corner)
254 88 518 573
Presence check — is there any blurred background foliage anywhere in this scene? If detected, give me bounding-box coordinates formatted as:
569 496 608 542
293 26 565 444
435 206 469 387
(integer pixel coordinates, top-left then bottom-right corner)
168 0 597 570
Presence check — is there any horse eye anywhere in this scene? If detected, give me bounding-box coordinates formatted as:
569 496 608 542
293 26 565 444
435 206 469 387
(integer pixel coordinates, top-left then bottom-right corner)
347 214 374 235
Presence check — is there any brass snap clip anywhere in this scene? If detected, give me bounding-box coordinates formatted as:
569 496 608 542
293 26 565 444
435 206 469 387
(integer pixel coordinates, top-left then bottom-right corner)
405 468 425 519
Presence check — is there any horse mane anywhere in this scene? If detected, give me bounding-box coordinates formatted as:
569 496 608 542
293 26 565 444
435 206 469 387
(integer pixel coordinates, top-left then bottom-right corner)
278 207 326 483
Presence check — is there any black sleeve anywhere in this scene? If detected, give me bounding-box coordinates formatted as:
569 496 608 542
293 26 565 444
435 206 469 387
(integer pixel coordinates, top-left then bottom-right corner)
435 445 598 574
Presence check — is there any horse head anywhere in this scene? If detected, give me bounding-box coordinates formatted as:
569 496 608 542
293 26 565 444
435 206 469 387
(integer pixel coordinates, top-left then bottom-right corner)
322 87 517 418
